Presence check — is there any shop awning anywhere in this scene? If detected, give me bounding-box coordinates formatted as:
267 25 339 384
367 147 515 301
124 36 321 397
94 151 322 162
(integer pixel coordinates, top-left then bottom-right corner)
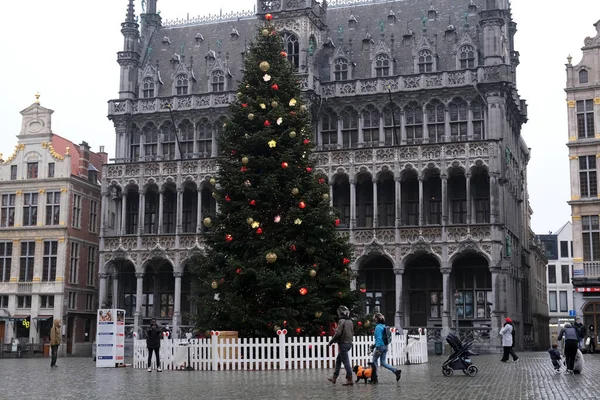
8 315 30 321
33 315 53 320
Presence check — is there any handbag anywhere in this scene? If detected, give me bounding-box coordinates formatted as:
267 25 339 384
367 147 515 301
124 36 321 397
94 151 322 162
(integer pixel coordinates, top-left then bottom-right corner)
586 337 591 346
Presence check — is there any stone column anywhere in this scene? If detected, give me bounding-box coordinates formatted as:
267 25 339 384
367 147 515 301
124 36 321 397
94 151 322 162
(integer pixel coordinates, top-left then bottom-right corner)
418 177 424 226
489 173 497 224
441 267 452 338
176 187 183 234
350 179 356 229
111 271 119 308
422 106 429 143
337 116 343 149
134 272 144 335
400 112 407 144
466 174 471 224
394 267 405 329
98 272 109 308
138 191 146 235
173 271 183 339
395 177 401 227
441 174 448 225
196 188 203 233
158 189 164 234
358 114 364 147
372 178 378 228
379 114 385 145
120 193 127 235
490 268 502 346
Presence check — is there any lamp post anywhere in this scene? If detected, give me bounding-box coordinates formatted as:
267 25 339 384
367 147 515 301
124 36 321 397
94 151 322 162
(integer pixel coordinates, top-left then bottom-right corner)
454 290 461 334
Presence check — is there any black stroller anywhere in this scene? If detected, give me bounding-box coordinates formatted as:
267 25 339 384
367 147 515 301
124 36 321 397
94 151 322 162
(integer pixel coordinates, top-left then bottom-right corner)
442 333 479 377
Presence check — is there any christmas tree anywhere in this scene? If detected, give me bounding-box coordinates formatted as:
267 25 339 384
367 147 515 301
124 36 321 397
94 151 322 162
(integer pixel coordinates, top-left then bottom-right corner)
191 14 357 337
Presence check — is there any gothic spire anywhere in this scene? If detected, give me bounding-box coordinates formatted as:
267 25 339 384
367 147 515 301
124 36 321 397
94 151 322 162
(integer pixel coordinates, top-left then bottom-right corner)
125 0 135 24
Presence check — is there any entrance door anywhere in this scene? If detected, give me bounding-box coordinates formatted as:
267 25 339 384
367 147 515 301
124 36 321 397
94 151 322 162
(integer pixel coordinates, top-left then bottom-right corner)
409 291 427 327
0 321 5 344
67 316 74 354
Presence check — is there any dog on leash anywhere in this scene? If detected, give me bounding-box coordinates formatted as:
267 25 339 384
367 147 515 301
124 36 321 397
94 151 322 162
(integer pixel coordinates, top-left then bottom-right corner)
353 362 376 384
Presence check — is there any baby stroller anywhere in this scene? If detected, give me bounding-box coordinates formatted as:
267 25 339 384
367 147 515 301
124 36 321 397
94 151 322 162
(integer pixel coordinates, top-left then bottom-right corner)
442 333 479 377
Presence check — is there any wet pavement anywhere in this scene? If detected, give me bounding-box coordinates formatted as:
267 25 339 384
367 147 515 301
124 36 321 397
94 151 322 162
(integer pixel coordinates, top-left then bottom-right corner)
3 352 600 399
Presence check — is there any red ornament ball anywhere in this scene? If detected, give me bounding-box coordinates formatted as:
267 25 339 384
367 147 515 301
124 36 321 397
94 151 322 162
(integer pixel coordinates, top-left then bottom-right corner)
290 244 297 251
225 195 231 202
283 320 287 327
280 51 287 57
298 201 306 209
240 166 248 172
236 268 242 274
231 150 237 155
318 178 325 184
360 288 367 294
320 331 326 337
358 321 363 327
305 167 313 172
241 103 248 108
303 139 310 145
271 84 279 91
343 258 351 265
281 162 289 169
299 287 308 296
335 218 341 226
249 199 256 206
265 13 273 20
225 234 233 242
256 227 263 234
295 327 302 335
264 120 271 127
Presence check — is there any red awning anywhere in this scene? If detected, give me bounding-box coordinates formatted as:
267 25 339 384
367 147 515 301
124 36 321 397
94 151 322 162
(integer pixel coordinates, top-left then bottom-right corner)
33 315 53 320
8 315 30 320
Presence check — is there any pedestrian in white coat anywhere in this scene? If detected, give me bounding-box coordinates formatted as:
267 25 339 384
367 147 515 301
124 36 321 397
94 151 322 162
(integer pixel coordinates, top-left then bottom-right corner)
499 317 519 362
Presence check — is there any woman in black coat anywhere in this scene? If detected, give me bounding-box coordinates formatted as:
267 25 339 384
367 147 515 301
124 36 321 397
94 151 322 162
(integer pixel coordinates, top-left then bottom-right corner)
146 318 163 372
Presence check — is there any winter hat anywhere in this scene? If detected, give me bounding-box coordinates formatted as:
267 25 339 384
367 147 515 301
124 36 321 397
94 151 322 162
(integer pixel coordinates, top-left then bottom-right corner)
505 318 512 323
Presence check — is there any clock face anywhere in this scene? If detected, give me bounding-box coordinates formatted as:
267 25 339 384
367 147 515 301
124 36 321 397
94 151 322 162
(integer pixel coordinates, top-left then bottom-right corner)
28 120 43 133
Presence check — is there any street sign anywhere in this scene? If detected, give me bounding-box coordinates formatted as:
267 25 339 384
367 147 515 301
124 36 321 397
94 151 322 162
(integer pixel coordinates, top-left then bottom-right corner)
569 310 577 317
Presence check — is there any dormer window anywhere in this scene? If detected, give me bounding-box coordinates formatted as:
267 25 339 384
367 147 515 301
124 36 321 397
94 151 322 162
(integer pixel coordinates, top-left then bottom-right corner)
282 32 300 71
579 69 589 84
175 74 189 95
212 70 225 92
27 162 38 179
459 45 475 69
334 58 348 81
375 54 391 77
418 50 433 73
143 77 155 98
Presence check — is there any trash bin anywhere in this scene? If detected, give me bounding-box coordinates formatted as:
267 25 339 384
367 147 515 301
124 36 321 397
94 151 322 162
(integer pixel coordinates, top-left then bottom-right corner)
435 341 443 356
44 343 50 357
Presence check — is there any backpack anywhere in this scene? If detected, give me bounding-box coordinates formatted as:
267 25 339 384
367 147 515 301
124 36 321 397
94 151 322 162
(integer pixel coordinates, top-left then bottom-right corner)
382 326 393 345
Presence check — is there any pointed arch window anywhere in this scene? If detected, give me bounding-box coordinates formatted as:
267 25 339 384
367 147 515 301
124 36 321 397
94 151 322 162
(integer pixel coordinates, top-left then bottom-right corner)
130 125 141 161
579 69 589 84
459 45 475 69
175 74 189 95
341 107 359 149
375 54 391 77
418 49 433 73
197 119 212 158
211 70 225 92
362 105 380 146
472 99 486 140
321 111 338 149
160 121 176 160
282 32 300 71
426 100 445 143
383 104 400 145
215 117 227 155
179 120 194 158
142 77 155 98
449 98 468 140
404 102 423 144
143 123 159 160
334 58 348 81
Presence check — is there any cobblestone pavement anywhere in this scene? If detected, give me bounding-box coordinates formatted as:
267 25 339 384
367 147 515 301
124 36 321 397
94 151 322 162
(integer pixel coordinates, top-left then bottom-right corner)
3 352 600 399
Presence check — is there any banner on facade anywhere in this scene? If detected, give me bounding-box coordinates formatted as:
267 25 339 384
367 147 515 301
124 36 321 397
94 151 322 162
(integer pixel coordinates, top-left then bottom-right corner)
96 309 126 368
575 287 600 293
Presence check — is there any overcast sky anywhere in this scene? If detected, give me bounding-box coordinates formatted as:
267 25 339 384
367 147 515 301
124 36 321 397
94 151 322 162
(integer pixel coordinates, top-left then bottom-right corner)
1 0 599 234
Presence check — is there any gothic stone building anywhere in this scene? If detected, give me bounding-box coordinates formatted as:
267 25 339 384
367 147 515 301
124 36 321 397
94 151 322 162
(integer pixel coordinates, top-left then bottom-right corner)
100 0 549 349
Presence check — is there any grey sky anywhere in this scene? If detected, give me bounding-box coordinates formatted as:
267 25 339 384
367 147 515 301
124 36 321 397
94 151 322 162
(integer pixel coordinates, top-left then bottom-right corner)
1 0 598 234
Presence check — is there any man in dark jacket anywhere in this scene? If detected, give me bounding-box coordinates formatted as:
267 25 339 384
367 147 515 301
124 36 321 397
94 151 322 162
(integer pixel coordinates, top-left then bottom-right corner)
574 318 586 350
558 322 579 374
146 318 163 372
327 306 354 386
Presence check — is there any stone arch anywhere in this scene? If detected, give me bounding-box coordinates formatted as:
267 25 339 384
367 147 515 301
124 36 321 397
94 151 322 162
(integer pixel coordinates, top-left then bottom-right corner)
448 236 492 266
404 252 442 327
355 171 373 228
357 253 396 324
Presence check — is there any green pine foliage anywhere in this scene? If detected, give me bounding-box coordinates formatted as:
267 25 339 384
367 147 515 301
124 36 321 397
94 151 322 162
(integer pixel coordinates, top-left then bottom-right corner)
190 18 357 337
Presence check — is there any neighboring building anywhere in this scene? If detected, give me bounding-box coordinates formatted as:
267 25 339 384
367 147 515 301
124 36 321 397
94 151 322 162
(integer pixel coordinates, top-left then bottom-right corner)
566 19 600 341
101 0 549 350
537 222 574 345
0 95 107 355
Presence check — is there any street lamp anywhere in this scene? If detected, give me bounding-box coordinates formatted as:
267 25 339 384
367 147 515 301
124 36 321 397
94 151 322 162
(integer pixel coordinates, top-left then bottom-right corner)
454 290 461 334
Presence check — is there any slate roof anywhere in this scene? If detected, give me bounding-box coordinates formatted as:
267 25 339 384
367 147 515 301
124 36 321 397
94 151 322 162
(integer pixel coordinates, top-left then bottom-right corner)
141 0 491 97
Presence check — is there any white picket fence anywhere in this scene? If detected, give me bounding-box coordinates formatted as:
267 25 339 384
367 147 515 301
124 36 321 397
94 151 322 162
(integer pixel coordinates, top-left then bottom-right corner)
134 328 428 371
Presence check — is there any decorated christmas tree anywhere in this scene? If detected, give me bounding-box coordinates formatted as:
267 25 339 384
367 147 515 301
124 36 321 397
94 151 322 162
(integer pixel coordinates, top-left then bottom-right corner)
191 14 357 337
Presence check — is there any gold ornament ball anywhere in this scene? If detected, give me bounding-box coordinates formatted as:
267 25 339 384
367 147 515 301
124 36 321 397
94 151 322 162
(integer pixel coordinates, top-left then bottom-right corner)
212 192 217 198
309 269 317 278
322 193 329 201
236 92 243 99
289 131 297 138
273 325 281 332
242 156 249 165
364 320 371 328
266 252 278 263
209 178 216 186
246 217 254 225
211 281 218 289
291 187 299 196
261 29 269 37
314 311 323 318
300 105 307 112
203 217 213 228
271 101 278 108
286 282 292 289
248 113 255 121
259 61 271 72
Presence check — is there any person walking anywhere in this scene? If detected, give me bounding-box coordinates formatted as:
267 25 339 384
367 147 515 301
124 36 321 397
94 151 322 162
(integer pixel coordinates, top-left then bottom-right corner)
499 318 518 362
146 318 163 372
574 318 586 350
50 319 61 367
587 324 595 354
548 343 562 373
371 313 402 383
327 306 354 386
558 322 579 374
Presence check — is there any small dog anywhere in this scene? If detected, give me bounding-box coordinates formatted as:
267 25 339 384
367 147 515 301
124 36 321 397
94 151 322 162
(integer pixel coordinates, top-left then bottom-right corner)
353 362 375 384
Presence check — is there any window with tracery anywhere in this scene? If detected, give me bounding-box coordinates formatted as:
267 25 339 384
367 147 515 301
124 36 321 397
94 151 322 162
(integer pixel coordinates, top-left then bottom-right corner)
197 119 212 158
383 104 400 145
472 100 485 139
130 125 140 161
341 107 359 148
161 121 176 160
321 111 338 149
176 74 189 95
426 100 445 143
578 99 595 139
418 50 433 73
282 32 300 71
459 45 475 69
143 123 159 160
375 54 391 77
334 58 348 81
362 105 380 146
179 120 194 158
449 99 468 140
404 102 423 144
212 70 225 92
142 77 155 98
